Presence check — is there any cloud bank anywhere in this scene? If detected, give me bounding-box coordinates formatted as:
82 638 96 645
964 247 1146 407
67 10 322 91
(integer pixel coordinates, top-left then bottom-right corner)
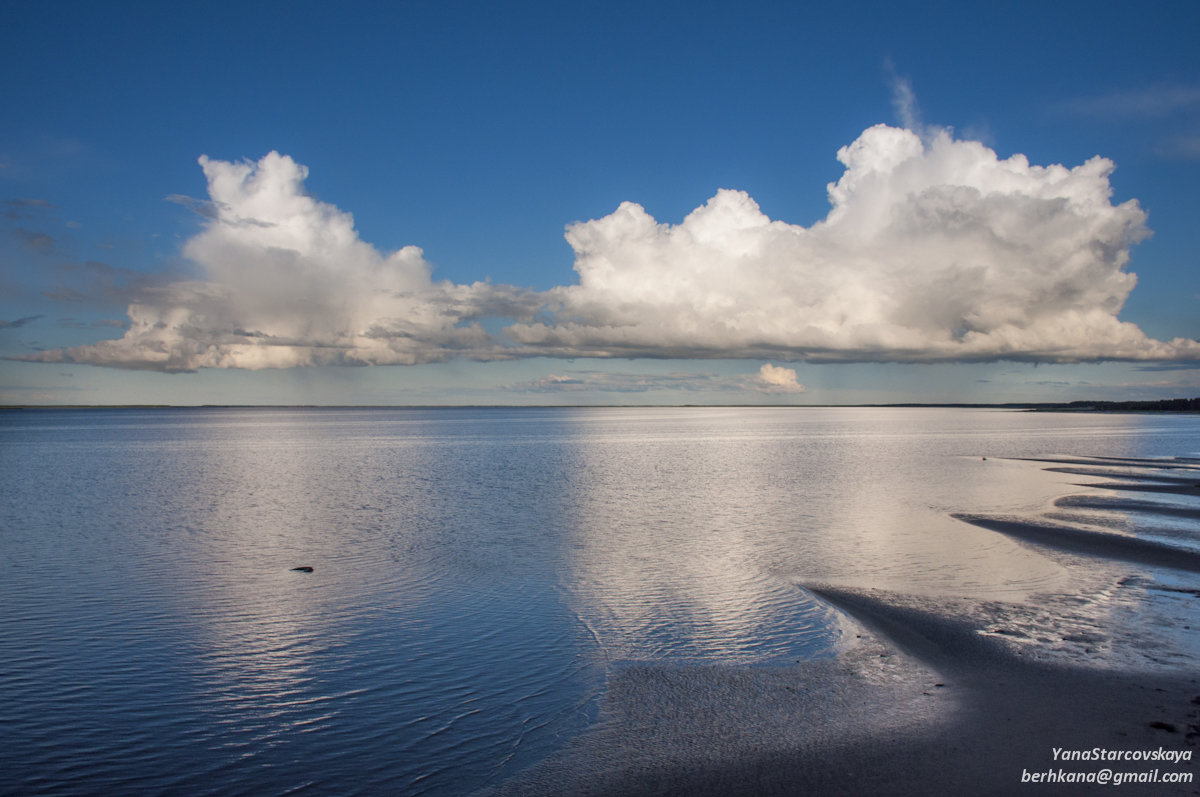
18 125 1200 372
503 363 806 395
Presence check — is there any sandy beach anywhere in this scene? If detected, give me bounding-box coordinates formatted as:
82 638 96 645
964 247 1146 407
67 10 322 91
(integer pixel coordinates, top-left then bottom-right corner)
485 457 1200 795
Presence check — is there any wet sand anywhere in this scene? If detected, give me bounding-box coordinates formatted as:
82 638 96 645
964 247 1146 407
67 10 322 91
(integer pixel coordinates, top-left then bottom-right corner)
952 513 1200 573
484 457 1200 796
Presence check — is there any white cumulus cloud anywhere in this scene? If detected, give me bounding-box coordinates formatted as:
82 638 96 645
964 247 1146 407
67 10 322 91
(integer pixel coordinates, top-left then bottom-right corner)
754 363 806 393
22 152 536 371
508 124 1200 363
16 125 1200 372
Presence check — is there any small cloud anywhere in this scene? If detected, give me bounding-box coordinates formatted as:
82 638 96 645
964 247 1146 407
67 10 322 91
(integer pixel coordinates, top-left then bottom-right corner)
166 190 273 228
4 198 57 209
1154 134 1200 161
53 317 128 330
41 260 172 307
0 315 44 329
165 193 221 220
884 59 923 135
4 198 59 222
1060 84 1200 119
515 373 589 391
11 228 54 253
1134 363 1200 372
753 363 806 393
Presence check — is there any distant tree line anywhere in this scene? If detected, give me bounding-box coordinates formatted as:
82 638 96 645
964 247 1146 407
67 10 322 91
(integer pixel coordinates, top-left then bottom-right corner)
1040 397 1200 412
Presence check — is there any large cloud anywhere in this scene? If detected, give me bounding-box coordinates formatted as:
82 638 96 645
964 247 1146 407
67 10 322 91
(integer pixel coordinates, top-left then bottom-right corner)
510 124 1199 363
22 152 536 371
18 126 1200 371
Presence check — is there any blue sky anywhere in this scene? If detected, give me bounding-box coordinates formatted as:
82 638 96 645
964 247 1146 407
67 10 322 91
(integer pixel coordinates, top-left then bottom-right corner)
2 0 1198 405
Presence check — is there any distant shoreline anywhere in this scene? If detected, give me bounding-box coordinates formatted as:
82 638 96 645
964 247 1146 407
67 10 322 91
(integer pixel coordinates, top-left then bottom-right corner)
2 398 1198 413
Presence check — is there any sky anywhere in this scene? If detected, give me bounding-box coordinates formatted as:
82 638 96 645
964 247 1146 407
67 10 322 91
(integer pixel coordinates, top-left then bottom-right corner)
2 0 1198 406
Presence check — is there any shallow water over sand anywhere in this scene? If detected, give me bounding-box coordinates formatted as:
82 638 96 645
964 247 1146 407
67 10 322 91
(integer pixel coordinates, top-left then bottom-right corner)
2 407 1198 794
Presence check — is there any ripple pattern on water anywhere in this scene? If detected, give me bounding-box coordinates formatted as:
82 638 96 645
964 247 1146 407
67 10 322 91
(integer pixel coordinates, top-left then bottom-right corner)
3 407 1200 794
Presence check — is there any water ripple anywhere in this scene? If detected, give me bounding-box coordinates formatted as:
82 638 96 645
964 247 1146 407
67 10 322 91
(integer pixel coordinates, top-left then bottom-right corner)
3 408 1199 795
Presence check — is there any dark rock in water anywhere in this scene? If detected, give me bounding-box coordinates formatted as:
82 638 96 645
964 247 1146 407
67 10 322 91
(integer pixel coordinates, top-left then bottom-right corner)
291 566 314 573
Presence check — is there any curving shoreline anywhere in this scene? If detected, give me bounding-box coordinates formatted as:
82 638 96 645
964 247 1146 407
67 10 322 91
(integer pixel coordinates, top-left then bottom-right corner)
484 457 1200 795
483 588 1198 795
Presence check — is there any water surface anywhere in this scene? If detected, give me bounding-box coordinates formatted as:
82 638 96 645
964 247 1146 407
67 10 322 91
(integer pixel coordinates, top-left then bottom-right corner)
2 407 1198 794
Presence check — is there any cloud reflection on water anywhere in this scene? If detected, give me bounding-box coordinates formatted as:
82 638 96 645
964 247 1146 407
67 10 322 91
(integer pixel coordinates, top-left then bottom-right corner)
4 407 1198 795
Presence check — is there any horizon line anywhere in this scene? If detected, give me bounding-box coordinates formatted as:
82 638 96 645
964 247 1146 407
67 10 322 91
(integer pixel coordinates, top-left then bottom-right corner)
3 398 1198 412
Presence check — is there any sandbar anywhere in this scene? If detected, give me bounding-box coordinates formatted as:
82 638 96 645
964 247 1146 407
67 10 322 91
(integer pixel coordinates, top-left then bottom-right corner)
483 459 1200 795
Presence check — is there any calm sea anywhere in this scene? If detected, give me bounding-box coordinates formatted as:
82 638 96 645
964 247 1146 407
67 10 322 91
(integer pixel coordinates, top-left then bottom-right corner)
3 407 1199 795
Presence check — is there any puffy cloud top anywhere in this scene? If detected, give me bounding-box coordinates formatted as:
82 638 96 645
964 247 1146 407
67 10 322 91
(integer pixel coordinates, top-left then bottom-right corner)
755 363 806 393
510 125 1198 363
26 152 533 371
20 126 1200 372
